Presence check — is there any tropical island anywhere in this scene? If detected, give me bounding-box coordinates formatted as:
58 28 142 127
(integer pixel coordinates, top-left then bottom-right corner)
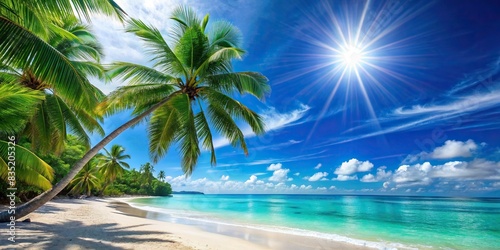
1 1 500 250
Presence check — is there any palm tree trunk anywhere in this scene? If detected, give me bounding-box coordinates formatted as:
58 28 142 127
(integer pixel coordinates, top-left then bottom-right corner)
0 96 175 222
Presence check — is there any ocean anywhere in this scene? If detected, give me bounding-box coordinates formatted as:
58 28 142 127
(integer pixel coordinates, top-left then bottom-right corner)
126 194 500 249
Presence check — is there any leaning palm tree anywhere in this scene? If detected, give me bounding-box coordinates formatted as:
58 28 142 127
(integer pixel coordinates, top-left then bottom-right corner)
97 145 130 195
157 170 166 182
0 6 269 222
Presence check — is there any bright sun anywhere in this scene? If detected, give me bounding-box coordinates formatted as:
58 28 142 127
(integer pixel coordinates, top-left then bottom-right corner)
340 45 364 68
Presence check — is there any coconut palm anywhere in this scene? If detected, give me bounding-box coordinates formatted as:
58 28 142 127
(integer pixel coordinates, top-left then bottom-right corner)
97 145 130 195
140 162 155 184
0 16 106 155
0 0 123 193
0 71 56 191
0 6 269 222
157 170 166 182
0 0 126 111
68 160 101 196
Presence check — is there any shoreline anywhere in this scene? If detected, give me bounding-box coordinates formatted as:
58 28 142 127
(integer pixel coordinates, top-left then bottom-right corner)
110 199 378 250
1 198 374 249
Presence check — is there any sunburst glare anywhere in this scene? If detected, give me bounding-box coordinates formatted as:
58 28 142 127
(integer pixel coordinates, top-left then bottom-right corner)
273 0 433 141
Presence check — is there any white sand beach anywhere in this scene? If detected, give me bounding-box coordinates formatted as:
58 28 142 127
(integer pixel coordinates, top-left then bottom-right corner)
0 198 373 250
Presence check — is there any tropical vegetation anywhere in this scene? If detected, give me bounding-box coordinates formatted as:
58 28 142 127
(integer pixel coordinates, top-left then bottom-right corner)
0 3 269 222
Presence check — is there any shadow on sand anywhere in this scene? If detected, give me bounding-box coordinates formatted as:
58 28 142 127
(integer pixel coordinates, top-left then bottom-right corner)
1 201 180 250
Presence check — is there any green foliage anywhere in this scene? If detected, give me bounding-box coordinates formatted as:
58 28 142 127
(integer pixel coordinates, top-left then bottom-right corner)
103 5 270 177
153 180 172 196
105 164 172 197
0 83 44 134
68 159 101 196
97 144 130 194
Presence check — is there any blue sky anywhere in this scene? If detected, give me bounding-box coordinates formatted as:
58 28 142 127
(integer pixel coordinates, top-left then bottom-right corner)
88 0 500 196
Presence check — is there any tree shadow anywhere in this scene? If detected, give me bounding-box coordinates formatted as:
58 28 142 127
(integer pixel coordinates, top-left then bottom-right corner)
5 219 178 249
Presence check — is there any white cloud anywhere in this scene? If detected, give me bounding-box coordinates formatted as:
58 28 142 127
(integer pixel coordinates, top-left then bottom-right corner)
360 167 392 182
329 186 336 190
314 163 322 169
294 172 300 176
317 187 327 191
269 168 291 182
213 104 310 149
267 163 282 171
387 159 500 188
245 175 258 184
405 140 480 163
360 174 376 182
308 172 329 182
333 175 358 181
431 140 478 159
256 180 265 185
220 175 230 181
334 159 374 175
300 185 312 190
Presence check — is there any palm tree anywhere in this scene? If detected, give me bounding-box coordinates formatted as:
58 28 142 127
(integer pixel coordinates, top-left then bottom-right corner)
0 6 269 222
97 145 130 195
68 159 101 197
157 170 166 182
0 71 55 191
0 0 124 194
0 16 106 155
0 1 126 111
140 162 155 184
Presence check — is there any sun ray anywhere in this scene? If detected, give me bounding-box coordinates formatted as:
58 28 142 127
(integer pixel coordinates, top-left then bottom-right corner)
269 0 435 143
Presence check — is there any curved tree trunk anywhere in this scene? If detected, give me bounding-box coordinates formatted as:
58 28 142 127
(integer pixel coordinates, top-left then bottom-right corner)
0 96 173 222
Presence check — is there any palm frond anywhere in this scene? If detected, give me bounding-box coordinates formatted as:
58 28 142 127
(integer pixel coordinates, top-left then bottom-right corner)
172 94 200 175
107 61 174 84
194 47 244 78
0 140 54 190
126 18 188 78
201 88 266 135
0 17 100 108
194 107 216 165
208 20 242 48
207 101 248 155
170 5 202 42
0 83 44 134
148 96 182 163
98 83 176 116
175 25 209 69
202 71 270 100
71 60 109 81
51 95 94 149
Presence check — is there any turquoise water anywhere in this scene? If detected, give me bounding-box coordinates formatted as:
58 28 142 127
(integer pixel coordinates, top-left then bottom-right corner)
127 195 500 249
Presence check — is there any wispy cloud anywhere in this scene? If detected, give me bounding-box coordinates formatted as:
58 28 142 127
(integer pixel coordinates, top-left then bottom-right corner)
216 150 330 168
316 59 500 146
213 104 310 149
